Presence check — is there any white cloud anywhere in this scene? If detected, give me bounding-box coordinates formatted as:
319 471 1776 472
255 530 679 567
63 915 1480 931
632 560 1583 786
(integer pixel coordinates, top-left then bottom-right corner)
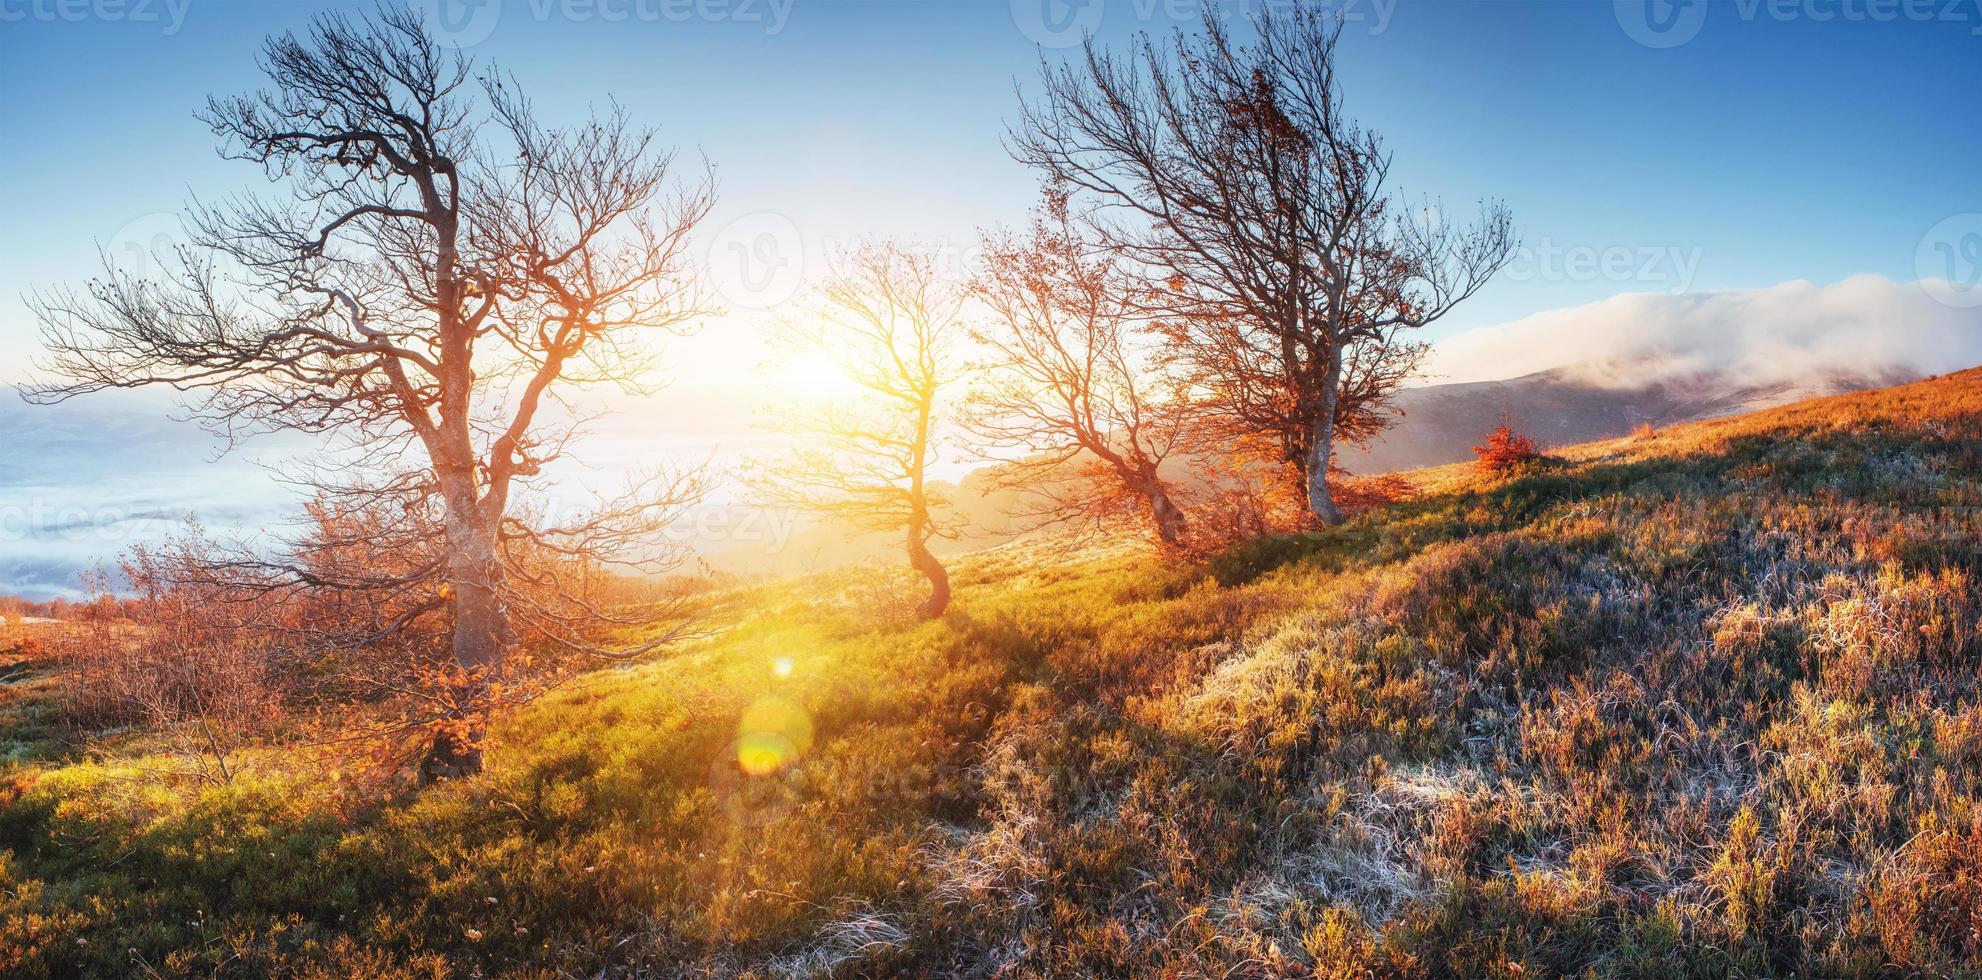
1423 276 1982 388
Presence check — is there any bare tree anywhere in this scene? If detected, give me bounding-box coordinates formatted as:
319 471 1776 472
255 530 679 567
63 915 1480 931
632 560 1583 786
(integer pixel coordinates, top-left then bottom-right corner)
25 8 713 781
968 191 1193 548
753 243 961 619
1011 7 1514 525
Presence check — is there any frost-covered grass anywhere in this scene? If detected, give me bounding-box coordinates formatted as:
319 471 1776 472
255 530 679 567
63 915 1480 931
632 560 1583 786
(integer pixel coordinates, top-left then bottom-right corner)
3 368 1981 977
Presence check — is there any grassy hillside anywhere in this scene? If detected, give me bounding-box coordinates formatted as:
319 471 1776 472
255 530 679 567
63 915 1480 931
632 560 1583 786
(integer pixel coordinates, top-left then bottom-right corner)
1332 360 1909 476
3 368 1981 977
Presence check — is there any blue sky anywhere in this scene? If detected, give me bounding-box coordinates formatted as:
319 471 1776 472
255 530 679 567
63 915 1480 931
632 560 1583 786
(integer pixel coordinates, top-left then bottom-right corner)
2 0 1977 357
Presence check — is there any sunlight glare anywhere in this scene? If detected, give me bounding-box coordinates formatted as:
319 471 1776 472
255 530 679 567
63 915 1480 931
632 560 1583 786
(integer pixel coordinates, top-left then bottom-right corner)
774 353 859 402
737 732 795 776
735 696 814 775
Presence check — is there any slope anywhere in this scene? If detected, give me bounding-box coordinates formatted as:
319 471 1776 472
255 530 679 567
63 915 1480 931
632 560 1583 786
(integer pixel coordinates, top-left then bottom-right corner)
1 367 1979 977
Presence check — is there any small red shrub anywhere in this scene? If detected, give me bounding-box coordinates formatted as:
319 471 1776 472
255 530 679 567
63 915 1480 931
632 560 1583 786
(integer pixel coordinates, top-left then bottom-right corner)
1473 423 1540 475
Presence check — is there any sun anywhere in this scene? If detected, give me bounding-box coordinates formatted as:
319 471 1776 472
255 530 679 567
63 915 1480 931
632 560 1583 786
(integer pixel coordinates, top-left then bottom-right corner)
773 353 860 402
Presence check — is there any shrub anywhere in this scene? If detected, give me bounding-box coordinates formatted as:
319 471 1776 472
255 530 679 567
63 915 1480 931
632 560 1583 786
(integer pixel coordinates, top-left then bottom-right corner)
66 535 287 784
1472 422 1541 474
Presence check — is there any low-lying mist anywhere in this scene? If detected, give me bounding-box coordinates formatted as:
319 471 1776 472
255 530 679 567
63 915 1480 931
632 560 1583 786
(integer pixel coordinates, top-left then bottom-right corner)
1425 275 1982 388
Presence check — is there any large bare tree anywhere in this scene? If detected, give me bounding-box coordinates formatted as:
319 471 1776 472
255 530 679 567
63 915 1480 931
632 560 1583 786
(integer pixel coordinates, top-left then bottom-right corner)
1011 7 1515 525
26 8 713 780
968 192 1193 548
753 243 961 619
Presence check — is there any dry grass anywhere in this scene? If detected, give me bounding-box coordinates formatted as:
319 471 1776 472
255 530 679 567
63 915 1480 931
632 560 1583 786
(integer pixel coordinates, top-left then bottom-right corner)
2 368 1980 977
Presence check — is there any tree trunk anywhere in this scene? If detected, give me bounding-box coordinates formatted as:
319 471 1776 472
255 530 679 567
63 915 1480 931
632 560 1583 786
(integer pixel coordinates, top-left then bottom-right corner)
1149 485 1189 549
419 725 484 784
1306 344 1347 527
420 508 509 784
448 525 510 677
904 377 948 620
907 530 950 620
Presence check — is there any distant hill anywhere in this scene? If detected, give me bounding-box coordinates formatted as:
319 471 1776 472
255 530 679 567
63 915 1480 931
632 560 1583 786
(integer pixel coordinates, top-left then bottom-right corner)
1335 359 1917 474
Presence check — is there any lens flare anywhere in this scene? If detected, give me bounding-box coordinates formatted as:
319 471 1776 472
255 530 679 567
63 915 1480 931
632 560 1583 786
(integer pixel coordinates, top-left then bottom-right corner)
736 731 794 776
734 696 813 775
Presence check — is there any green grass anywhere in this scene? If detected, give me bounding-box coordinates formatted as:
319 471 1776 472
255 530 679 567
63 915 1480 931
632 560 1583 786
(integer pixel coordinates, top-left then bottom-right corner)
0 647 69 770
3 368 1982 976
